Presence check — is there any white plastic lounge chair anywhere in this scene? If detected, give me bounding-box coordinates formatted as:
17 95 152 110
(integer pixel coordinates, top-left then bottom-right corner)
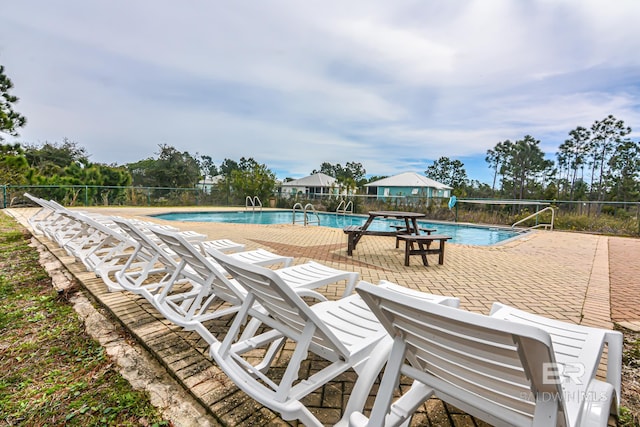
111 216 202 299
21 196 134 282
64 213 132 270
55 212 145 292
38 199 93 242
50 210 110 256
33 211 156 292
489 302 622 424
23 193 62 235
350 282 622 427
32 201 78 241
23 193 51 234
148 226 359 340
206 249 460 427
61 213 238 276
110 217 293 310
24 196 98 244
106 216 248 294
115 216 247 257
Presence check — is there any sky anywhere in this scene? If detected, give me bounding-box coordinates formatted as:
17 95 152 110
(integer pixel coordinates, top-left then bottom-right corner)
1 0 639 184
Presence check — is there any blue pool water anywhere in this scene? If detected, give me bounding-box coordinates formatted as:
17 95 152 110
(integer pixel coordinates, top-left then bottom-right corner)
153 210 522 246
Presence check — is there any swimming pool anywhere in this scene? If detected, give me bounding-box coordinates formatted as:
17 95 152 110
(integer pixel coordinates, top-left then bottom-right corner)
153 210 522 246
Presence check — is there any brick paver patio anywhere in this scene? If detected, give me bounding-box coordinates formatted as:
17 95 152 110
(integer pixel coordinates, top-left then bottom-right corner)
609 237 640 327
8 206 639 426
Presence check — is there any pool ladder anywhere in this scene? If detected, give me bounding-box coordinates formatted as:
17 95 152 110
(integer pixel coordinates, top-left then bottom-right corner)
292 203 320 226
336 199 353 214
245 196 262 211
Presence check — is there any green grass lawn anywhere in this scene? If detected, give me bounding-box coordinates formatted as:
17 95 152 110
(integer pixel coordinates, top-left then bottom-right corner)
0 213 169 426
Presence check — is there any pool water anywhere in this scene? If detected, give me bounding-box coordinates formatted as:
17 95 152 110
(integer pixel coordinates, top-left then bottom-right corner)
153 210 521 246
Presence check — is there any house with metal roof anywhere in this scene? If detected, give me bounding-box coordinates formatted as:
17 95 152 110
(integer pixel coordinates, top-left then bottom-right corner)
364 172 452 200
197 175 224 194
279 173 341 198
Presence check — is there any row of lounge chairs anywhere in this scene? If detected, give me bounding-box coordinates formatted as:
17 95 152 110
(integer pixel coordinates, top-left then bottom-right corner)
23 193 622 427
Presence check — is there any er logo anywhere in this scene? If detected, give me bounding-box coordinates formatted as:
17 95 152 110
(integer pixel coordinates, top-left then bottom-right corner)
542 362 585 385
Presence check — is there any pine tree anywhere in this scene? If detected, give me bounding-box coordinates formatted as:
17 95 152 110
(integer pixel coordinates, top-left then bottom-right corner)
0 65 27 140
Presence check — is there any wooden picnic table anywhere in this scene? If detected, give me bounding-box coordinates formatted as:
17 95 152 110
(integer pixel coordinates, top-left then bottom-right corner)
344 211 427 256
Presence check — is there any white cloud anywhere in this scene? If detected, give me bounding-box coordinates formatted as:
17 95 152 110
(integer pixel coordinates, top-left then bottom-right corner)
1 0 639 183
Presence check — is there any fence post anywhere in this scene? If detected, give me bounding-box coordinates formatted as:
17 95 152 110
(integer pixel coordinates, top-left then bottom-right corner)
2 185 6 209
84 185 89 206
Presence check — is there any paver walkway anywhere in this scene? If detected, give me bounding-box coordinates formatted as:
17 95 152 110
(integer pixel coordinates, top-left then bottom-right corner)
8 206 638 426
609 237 640 328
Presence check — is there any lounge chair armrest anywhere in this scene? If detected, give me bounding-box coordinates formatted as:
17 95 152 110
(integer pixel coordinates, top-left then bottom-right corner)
346 381 435 427
580 379 616 424
603 330 623 411
348 411 368 427
295 288 328 302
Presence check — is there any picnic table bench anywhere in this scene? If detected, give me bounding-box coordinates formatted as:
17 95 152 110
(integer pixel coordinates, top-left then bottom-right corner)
390 224 437 248
397 234 452 266
343 225 398 256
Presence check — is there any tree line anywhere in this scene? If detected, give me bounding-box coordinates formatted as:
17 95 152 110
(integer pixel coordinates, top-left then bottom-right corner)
2 64 639 205
420 115 639 204
481 115 638 202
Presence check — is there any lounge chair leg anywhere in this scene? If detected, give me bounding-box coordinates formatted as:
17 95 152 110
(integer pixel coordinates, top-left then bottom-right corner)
335 337 393 427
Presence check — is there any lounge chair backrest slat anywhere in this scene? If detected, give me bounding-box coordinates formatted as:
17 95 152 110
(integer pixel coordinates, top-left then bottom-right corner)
150 228 209 278
110 217 177 267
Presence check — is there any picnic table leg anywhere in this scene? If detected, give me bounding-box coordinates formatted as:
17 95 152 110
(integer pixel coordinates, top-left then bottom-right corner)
411 218 420 235
351 216 375 252
347 233 354 256
438 240 446 265
395 228 408 248
404 239 411 266
418 241 428 266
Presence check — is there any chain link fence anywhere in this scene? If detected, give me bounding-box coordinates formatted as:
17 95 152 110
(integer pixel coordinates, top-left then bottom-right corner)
3 185 225 208
451 198 640 236
3 185 638 236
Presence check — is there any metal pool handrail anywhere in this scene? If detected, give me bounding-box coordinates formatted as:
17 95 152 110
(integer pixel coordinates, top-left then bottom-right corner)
336 199 353 214
245 196 262 211
292 203 320 226
511 206 555 230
